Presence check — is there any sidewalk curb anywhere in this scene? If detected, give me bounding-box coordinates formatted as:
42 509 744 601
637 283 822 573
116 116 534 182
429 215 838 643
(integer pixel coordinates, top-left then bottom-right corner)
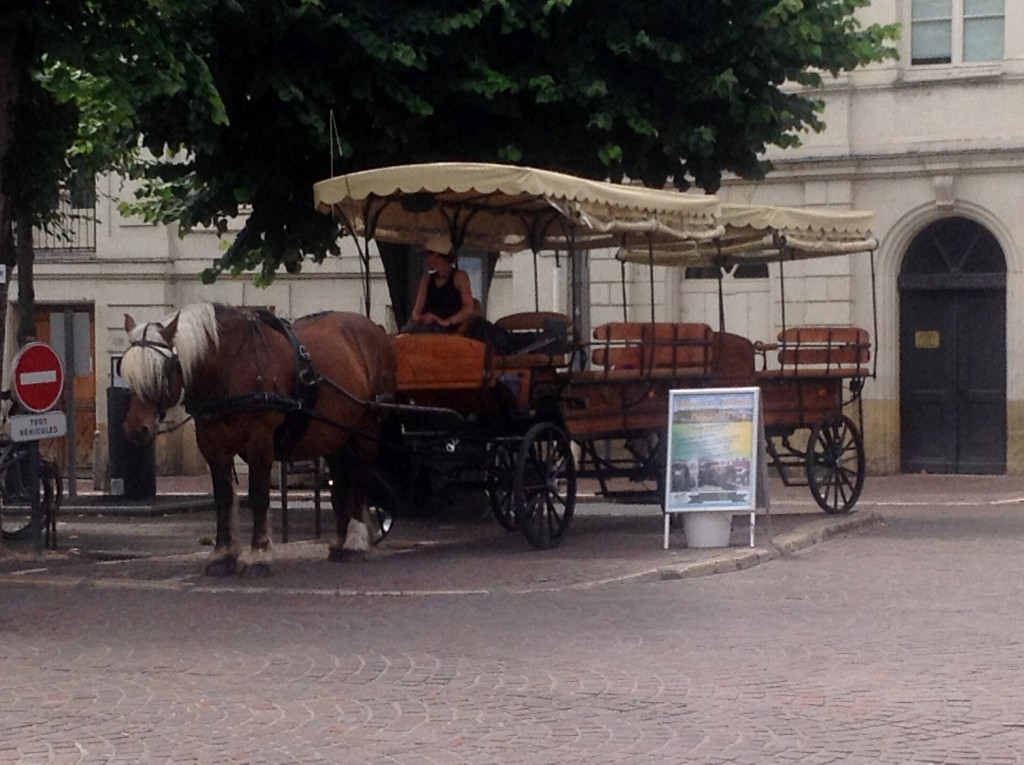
657 511 884 580
59 495 215 517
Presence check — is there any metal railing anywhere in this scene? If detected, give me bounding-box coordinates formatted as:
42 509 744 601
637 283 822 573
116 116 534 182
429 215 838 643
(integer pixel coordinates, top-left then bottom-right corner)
33 183 97 253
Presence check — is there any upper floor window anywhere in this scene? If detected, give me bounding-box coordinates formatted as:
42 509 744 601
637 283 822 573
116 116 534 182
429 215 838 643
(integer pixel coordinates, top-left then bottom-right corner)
34 173 96 253
911 0 1005 65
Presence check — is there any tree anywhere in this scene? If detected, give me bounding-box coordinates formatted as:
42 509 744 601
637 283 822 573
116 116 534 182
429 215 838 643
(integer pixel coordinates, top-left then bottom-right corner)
111 2 898 284
0 0 225 345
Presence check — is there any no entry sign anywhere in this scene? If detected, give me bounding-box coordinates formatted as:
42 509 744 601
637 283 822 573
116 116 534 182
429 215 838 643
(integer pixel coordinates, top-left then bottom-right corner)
12 342 65 413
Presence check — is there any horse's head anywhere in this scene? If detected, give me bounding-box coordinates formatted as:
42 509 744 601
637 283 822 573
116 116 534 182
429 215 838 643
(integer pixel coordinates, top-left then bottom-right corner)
121 312 184 446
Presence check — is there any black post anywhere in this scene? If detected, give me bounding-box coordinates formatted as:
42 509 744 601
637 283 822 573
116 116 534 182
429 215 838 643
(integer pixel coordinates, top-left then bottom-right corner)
63 310 77 498
29 440 41 556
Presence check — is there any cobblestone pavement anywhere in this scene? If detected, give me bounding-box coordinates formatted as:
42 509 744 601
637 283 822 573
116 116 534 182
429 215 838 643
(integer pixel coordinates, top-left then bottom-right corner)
2 475 1024 763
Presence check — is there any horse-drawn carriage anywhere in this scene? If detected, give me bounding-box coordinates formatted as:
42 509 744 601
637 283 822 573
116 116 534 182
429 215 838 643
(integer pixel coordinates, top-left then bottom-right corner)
314 164 878 545
120 162 877 576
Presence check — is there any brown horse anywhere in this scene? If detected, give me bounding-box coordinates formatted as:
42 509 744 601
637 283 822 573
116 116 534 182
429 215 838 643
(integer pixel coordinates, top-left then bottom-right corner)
120 303 397 577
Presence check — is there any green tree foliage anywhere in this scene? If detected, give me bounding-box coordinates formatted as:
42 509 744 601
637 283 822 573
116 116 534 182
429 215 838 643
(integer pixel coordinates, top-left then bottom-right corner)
0 0 223 276
105 1 900 284
1 1 224 345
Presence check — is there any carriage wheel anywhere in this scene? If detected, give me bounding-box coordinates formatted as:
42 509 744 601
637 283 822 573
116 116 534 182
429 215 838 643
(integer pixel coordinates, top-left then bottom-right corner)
487 443 518 531
806 413 865 514
514 422 576 549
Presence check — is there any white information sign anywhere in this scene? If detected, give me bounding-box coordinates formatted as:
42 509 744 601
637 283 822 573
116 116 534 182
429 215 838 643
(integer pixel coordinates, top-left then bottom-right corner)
8 411 68 442
663 387 769 548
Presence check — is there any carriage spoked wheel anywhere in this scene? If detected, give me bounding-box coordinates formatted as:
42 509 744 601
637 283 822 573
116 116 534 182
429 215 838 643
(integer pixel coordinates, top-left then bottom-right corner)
513 422 576 549
805 412 866 514
487 442 518 532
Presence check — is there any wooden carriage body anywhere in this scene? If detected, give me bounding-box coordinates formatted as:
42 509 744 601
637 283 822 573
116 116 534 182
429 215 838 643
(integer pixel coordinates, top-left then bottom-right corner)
388 311 873 524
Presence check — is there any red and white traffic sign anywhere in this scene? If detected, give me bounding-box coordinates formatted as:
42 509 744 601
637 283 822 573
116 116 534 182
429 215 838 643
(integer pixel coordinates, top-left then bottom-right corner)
11 342 65 413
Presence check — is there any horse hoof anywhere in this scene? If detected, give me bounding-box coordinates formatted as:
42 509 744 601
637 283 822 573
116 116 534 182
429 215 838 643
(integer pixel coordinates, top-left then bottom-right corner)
239 562 271 579
205 558 237 577
328 547 345 563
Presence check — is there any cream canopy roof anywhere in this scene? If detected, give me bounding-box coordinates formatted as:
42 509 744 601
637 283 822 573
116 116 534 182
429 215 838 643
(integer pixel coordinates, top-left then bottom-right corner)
616 203 877 266
314 162 724 253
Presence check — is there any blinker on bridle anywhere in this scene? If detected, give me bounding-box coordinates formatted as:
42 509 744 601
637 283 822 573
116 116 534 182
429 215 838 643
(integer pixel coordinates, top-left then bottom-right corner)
128 323 182 420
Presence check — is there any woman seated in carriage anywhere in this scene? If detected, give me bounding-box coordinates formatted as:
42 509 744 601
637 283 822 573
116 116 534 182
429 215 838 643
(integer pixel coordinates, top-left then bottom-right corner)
404 235 512 352
405 235 478 334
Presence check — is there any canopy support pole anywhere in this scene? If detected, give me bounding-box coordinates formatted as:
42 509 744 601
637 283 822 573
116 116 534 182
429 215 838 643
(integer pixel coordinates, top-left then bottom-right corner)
870 249 879 379
647 235 656 325
717 269 725 333
569 227 588 352
533 250 540 313
620 258 628 323
778 257 787 336
715 240 725 333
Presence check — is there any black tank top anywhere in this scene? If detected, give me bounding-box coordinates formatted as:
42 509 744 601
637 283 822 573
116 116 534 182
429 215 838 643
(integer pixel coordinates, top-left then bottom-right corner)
425 270 462 319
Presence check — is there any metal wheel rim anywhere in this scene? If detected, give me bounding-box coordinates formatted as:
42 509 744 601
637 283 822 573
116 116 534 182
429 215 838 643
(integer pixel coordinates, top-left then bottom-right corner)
806 413 865 514
487 443 518 531
513 423 576 549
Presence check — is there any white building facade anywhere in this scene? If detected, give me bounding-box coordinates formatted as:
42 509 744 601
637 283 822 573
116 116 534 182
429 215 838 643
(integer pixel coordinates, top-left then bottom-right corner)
700 0 1024 475
10 0 1022 477
597 0 1022 476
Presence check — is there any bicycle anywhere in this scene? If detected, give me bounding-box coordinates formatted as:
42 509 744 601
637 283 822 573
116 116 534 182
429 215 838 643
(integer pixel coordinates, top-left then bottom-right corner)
0 438 64 546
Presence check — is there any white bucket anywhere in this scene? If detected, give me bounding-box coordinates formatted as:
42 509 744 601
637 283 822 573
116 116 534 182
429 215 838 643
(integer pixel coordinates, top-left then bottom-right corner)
683 512 734 548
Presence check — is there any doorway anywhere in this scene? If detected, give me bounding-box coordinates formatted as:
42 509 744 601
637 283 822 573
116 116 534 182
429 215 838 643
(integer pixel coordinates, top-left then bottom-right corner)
32 305 96 473
899 218 1006 474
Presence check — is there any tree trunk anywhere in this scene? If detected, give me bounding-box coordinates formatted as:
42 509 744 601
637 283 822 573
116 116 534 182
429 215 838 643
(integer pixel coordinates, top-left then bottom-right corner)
0 27 21 378
15 209 35 345
0 26 19 208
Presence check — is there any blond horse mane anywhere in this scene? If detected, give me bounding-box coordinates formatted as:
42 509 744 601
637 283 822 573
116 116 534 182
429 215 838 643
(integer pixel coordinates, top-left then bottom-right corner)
172 303 219 387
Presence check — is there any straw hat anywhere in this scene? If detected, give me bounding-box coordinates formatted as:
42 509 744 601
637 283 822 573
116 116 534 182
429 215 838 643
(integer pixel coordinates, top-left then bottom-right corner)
424 234 454 257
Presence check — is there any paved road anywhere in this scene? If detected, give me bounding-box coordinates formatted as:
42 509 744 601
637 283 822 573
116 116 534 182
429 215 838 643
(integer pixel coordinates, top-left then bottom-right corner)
2 477 1024 763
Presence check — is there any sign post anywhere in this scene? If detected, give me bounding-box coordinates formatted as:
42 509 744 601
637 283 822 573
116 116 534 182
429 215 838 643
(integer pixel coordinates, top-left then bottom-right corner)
9 342 65 555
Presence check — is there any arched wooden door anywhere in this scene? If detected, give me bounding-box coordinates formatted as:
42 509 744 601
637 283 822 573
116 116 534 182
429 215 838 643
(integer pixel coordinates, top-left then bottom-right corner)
899 218 1006 474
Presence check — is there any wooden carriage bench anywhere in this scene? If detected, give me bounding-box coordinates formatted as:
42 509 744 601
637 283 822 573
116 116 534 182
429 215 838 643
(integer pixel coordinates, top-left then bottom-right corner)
754 325 872 429
493 312 571 366
560 322 720 439
587 321 716 379
492 312 571 408
755 326 871 379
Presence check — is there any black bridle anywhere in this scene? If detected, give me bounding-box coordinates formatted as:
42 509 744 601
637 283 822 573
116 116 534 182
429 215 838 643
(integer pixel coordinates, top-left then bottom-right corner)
128 323 184 421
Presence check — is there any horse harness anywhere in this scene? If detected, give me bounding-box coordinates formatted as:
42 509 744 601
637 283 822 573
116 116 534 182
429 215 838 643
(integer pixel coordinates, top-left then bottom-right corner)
131 310 434 458
136 310 368 460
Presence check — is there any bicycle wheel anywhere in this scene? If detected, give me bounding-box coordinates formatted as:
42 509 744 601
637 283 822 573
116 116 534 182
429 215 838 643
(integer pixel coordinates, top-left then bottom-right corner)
0 452 61 541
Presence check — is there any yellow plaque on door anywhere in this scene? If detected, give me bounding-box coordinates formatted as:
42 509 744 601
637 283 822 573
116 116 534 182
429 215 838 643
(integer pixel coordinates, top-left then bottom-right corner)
915 330 940 349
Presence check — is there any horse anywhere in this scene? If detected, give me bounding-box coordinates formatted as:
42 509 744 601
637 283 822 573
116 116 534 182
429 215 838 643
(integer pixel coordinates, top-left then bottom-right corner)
120 303 397 577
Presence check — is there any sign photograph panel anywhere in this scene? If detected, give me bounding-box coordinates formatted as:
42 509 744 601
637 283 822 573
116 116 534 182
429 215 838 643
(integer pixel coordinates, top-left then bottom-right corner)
665 387 761 513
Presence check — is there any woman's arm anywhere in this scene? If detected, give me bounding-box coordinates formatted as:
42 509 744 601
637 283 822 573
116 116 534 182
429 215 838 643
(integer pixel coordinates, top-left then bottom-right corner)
409 274 435 325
